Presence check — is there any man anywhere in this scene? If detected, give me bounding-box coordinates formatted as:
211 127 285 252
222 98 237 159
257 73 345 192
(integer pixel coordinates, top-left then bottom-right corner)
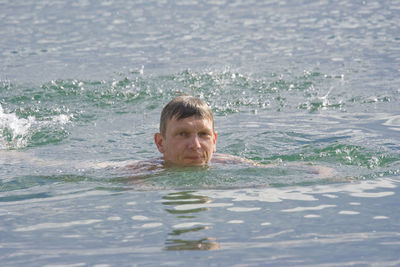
153 95 253 167
154 95 217 167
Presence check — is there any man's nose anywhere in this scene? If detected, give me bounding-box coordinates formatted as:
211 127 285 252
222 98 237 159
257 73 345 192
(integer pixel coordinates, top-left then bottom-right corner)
189 135 201 149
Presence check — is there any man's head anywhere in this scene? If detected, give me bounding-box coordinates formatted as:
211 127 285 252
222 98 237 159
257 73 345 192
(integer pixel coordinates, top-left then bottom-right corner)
154 96 217 167
159 95 214 137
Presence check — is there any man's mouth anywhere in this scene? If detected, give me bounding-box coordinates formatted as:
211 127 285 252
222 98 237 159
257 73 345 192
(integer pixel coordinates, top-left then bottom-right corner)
186 156 201 160
185 155 204 161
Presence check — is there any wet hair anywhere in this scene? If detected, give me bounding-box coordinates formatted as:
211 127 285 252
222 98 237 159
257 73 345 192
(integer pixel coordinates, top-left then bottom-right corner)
159 95 214 136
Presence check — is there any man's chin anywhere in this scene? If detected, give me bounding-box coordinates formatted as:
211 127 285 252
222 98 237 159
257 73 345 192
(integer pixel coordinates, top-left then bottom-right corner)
185 162 207 167
183 158 208 167
164 159 208 168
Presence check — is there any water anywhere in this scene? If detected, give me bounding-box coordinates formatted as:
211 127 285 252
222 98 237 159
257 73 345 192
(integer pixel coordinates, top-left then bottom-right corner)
1 0 400 266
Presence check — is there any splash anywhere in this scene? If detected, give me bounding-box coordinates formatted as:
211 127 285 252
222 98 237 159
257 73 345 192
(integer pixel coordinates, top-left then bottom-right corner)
0 104 72 149
0 104 34 149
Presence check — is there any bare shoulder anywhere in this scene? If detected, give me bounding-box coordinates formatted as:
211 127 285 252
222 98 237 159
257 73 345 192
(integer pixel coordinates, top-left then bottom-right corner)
123 157 164 171
211 153 267 166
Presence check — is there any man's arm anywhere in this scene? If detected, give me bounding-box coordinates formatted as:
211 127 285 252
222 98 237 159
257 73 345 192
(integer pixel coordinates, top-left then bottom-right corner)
211 153 336 178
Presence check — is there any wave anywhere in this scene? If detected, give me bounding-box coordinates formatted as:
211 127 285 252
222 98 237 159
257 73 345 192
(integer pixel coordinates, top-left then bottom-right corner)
2 69 395 117
0 104 72 149
0 69 398 155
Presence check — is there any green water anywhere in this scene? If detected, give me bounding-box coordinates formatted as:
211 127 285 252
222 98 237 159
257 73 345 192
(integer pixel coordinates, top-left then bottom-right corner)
1 70 399 190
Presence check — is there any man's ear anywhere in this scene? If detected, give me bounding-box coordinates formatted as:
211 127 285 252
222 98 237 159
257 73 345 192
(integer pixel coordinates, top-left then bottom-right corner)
154 133 165 154
213 131 218 153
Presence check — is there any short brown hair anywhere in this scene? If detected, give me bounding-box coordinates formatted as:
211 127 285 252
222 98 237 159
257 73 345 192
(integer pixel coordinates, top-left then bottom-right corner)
159 96 214 136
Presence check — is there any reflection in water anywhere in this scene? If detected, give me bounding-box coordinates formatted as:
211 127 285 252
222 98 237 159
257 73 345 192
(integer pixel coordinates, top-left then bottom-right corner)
162 191 221 251
169 226 207 236
165 238 221 251
163 190 211 215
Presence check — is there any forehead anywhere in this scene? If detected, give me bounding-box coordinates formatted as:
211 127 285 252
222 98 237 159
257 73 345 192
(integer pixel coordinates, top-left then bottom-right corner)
166 116 213 132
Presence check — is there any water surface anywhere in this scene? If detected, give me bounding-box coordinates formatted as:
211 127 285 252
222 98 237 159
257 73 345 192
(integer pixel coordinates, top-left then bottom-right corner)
1 0 400 266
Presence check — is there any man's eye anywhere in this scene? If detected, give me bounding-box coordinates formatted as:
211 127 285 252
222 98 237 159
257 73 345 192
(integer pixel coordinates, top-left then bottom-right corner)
199 132 210 137
178 132 187 136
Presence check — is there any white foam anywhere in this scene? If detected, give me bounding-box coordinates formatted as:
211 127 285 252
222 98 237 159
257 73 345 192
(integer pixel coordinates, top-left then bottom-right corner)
350 191 395 198
323 194 338 199
172 202 233 211
202 179 398 205
0 104 33 149
52 114 71 124
304 214 321 218
14 219 102 232
281 204 336 213
141 223 163 228
338 210 360 215
0 104 72 149
227 207 261 212
204 188 318 203
373 216 389 220
173 222 211 229
131 215 150 221
227 220 244 224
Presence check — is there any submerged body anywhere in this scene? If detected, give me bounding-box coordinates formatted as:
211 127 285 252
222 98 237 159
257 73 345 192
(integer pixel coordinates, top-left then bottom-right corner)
123 153 336 181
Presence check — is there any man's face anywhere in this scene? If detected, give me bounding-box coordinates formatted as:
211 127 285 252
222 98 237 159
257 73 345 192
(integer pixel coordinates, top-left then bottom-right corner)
155 116 217 167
